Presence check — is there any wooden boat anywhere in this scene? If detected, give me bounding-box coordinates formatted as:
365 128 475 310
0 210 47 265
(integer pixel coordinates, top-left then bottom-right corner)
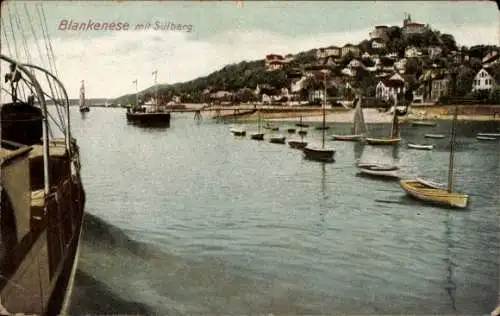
424 133 445 139
269 135 286 144
289 117 308 149
411 121 437 127
315 125 330 130
331 95 367 141
230 128 246 136
408 143 434 150
1 53 86 315
477 132 500 138
79 80 90 113
357 163 400 179
476 135 497 141
263 122 279 131
126 74 171 127
303 75 335 162
250 110 265 141
287 128 296 133
400 105 469 209
365 92 401 146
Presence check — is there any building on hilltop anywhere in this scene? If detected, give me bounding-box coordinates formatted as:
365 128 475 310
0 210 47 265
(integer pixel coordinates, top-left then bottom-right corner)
265 54 284 71
341 44 361 58
369 25 389 42
316 46 342 60
402 14 426 36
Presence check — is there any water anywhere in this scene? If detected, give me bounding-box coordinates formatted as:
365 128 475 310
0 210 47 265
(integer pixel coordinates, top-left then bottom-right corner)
68 108 499 315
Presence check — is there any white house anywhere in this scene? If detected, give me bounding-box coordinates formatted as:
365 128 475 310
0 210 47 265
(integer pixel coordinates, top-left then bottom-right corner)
472 68 497 92
376 77 405 101
405 46 422 58
361 52 371 59
348 59 365 69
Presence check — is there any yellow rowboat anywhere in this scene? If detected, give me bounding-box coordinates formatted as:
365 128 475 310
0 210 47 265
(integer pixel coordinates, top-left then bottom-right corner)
400 179 469 209
365 137 401 145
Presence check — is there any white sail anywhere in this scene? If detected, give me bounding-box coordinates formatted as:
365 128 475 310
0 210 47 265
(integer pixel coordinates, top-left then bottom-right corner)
353 97 367 135
79 80 86 109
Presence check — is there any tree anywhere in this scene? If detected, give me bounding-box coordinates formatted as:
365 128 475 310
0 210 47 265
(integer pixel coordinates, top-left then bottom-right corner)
405 58 423 76
455 66 475 97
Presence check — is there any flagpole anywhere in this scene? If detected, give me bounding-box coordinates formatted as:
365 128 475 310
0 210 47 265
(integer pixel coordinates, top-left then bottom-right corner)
152 70 158 110
134 79 138 108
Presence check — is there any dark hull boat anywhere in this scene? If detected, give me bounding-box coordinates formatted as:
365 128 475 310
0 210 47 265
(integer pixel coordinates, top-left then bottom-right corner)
269 135 286 144
288 140 308 149
250 133 264 140
0 54 86 315
303 145 335 162
126 110 171 127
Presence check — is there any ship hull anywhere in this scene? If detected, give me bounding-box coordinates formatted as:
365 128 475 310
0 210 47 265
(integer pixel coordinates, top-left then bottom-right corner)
126 111 171 127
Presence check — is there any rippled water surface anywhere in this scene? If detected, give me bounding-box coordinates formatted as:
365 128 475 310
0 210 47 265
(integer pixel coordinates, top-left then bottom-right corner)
68 108 499 315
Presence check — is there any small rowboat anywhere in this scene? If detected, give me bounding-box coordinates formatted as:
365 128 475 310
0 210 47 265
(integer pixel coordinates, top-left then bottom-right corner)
229 128 246 136
250 133 264 140
269 135 286 144
357 163 400 179
400 178 468 209
477 132 500 138
408 143 434 150
298 130 308 136
331 134 363 141
476 136 497 141
296 123 309 128
424 133 445 139
314 125 330 130
365 137 401 145
288 140 308 149
411 121 437 127
287 128 296 133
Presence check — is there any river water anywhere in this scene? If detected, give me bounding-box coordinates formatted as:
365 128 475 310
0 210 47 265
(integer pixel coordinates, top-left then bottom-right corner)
67 107 499 315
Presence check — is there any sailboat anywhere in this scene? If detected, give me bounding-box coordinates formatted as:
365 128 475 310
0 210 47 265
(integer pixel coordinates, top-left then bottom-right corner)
297 116 308 136
229 109 246 136
331 95 367 141
400 105 469 209
365 92 401 146
126 71 171 127
79 80 90 112
288 118 308 148
296 115 309 128
250 110 264 140
303 75 335 162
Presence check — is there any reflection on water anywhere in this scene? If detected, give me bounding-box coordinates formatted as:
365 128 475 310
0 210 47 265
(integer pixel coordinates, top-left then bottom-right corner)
444 212 457 312
68 109 499 315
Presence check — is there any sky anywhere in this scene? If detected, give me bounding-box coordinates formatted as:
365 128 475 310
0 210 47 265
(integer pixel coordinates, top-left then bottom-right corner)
0 0 498 99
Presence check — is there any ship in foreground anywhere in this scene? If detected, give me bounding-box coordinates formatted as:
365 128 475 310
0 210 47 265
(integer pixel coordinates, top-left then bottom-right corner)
0 54 86 315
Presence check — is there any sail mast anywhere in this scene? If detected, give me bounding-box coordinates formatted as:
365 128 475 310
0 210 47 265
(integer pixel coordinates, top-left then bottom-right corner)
447 105 458 193
133 79 138 107
79 80 85 109
152 70 158 110
390 91 399 138
322 74 326 148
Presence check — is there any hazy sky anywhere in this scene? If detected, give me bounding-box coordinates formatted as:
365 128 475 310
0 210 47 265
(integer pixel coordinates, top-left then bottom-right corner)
1 1 498 99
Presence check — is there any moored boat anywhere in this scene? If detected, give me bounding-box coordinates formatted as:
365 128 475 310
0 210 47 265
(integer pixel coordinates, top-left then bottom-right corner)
400 105 469 209
250 110 265 141
477 132 500 138
331 95 367 142
287 128 296 133
269 135 286 144
408 143 434 150
476 135 497 141
411 121 437 127
79 80 90 113
230 128 246 136
357 163 400 179
126 72 171 127
365 91 402 146
303 73 335 163
424 133 445 139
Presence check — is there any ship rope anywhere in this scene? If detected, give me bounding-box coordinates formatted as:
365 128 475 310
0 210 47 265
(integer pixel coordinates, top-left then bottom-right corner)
37 4 67 134
6 4 28 102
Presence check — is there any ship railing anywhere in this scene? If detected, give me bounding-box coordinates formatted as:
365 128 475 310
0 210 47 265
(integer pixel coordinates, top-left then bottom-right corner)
1 54 73 197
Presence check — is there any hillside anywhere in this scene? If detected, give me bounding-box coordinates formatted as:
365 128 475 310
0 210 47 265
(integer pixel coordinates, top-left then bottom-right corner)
114 22 499 105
